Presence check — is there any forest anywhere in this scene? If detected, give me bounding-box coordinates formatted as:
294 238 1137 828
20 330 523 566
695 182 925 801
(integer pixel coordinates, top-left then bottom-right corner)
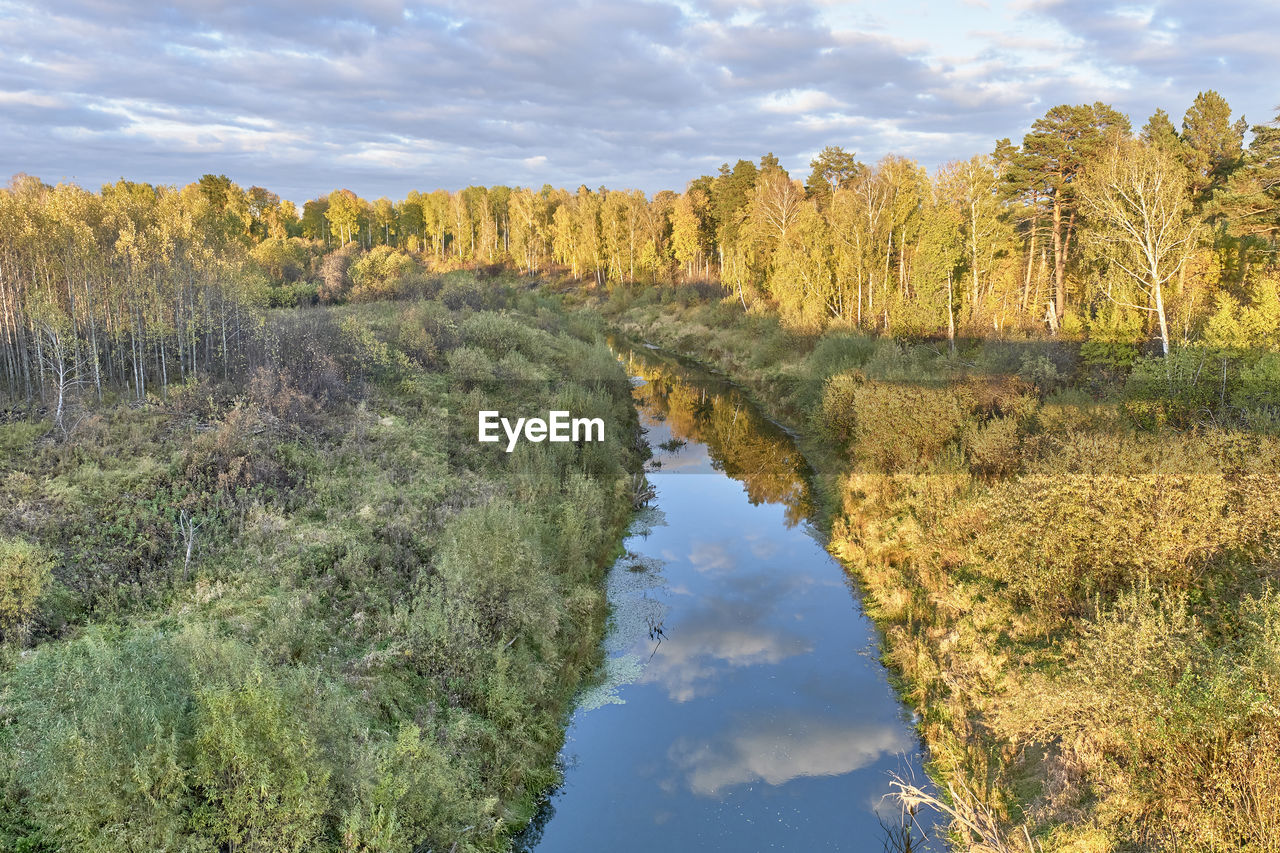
1 89 1278 851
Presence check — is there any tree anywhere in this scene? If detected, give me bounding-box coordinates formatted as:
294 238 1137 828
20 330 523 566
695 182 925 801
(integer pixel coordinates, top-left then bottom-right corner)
1212 109 1280 240
1141 109 1184 159
372 197 396 246
938 155 1004 323
710 159 758 283
1181 90 1247 202
805 145 863 208
38 319 88 434
750 169 806 245
1015 103 1132 327
1079 140 1199 356
325 190 362 246
301 197 329 243
246 186 280 240
398 193 425 251
268 200 299 239
670 189 707 280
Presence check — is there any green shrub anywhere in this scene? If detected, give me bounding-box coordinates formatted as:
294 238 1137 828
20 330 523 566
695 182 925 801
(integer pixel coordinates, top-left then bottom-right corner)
809 333 878 379
350 246 418 302
816 370 864 444
4 629 197 849
0 420 49 469
1009 587 1280 844
446 346 497 386
189 666 331 852
0 538 52 641
461 311 554 362
1017 351 1061 394
251 236 309 283
1235 352 1280 428
1123 343 1280 431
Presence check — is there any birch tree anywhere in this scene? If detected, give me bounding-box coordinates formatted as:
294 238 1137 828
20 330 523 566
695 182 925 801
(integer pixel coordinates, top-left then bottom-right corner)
1079 140 1200 356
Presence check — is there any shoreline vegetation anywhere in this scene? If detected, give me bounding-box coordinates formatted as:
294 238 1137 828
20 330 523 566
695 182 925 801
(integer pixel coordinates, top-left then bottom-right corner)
3 90 1280 850
1 280 646 851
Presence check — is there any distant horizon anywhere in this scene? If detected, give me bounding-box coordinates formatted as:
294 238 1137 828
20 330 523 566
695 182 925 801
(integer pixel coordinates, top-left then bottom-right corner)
3 1 1278 203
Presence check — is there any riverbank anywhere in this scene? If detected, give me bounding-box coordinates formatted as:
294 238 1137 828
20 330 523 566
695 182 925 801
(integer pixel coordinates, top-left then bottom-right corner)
584 284 1280 852
0 279 644 852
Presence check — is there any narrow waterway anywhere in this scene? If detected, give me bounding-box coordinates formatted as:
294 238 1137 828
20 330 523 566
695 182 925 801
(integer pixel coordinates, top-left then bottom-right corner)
519 345 939 852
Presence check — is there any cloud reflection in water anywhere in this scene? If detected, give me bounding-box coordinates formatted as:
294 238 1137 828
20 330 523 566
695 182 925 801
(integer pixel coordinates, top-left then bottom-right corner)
669 716 913 797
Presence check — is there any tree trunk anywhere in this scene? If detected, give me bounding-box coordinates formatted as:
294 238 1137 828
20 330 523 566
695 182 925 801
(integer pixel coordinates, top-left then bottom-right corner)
1154 280 1170 358
1051 197 1065 326
1022 208 1038 311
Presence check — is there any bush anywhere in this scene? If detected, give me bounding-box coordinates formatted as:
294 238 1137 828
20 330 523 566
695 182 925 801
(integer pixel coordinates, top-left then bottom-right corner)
318 243 358 303
439 273 494 311
977 473 1243 617
1123 347 1243 429
266 281 318 308
850 381 973 472
350 246 419 302
4 629 196 848
251 237 309 283
461 311 554 362
816 370 863 444
1235 351 1280 428
1017 351 1061 395
962 415 1024 477
4 627 341 852
189 663 331 852
1006 588 1280 845
808 332 878 380
0 537 52 641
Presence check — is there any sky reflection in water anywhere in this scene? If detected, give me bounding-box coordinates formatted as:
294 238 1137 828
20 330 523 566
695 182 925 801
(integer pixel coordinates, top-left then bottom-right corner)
521 349 938 852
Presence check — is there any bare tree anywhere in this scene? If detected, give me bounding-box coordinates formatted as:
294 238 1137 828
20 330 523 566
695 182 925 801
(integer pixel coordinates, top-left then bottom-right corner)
38 321 87 437
178 509 201 581
1079 140 1200 357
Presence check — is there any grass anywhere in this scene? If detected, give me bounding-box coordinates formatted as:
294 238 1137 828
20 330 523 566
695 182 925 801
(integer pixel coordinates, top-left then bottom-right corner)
0 279 644 852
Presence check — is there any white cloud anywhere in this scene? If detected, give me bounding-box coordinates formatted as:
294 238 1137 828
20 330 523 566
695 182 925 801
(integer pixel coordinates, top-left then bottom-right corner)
759 88 844 114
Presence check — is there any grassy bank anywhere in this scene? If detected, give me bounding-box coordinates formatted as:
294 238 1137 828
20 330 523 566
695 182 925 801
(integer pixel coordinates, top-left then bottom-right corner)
0 274 644 852
591 284 1280 851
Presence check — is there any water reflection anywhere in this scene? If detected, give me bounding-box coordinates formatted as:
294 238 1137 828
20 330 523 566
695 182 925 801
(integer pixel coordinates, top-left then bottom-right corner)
668 715 913 796
640 574 813 702
519 342 938 853
624 350 813 526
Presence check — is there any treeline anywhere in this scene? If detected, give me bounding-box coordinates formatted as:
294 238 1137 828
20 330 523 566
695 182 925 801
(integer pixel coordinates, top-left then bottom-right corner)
4 90 1278 413
0 175 269 411
283 89 1280 353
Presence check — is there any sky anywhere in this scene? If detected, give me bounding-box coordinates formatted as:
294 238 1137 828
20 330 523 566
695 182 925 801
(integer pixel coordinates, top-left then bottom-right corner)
1 0 1277 203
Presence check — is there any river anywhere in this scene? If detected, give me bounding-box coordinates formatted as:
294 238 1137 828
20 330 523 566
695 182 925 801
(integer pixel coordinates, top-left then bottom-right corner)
518 344 940 852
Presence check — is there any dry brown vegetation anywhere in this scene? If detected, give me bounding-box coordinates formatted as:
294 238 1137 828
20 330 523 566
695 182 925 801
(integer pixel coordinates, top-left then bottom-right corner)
600 286 1280 851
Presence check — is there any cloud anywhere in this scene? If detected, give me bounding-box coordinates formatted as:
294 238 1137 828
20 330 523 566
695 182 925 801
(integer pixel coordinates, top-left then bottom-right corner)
759 88 845 114
1 0 1276 200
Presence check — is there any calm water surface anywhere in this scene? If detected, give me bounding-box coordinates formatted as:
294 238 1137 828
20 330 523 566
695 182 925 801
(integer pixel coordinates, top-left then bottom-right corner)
520 346 939 852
